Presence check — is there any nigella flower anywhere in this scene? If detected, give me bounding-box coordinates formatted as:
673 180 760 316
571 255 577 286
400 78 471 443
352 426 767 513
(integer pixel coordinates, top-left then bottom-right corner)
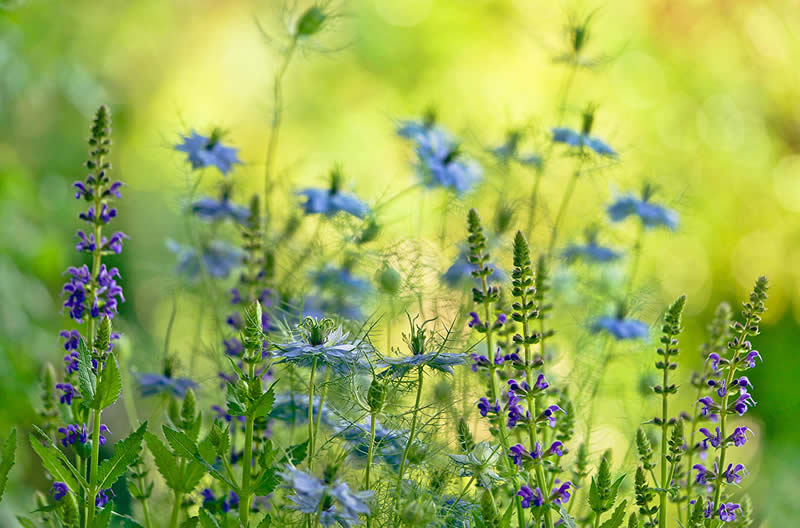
270 393 334 428
477 397 501 417
175 129 242 175
136 373 197 398
719 503 740 522
488 130 542 168
517 485 544 508
442 250 504 287
280 465 372 527
56 383 78 405
311 266 372 295
551 481 573 504
273 318 368 375
189 190 250 224
607 190 678 230
335 419 404 464
552 127 616 157
167 239 244 280
95 488 115 509
297 188 369 219
729 426 753 447
379 349 465 377
414 134 482 196
562 230 622 263
591 315 649 340
722 463 747 484
396 113 450 142
447 442 504 489
52 482 69 501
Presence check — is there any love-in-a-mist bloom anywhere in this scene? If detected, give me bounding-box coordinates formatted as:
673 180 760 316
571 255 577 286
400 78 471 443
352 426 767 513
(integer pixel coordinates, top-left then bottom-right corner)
189 185 250 224
552 106 617 157
488 130 542 167
607 185 678 230
175 129 242 175
297 167 369 219
591 315 649 340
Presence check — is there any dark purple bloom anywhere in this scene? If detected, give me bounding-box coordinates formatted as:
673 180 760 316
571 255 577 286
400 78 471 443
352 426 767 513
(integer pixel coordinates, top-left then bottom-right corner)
95 487 114 509
733 376 752 390
59 330 81 351
707 352 722 372
507 379 531 395
719 503 740 522
56 383 78 405
551 481 573 504
58 423 110 448
223 491 240 513
722 463 747 484
175 130 242 175
698 427 722 449
548 441 565 457
477 397 501 417
202 488 216 506
698 396 719 421
468 312 481 328
224 338 244 357
539 404 566 428
743 350 762 368
517 485 544 508
692 463 716 485
506 390 530 428
729 426 753 447
534 374 549 391
79 204 117 224
52 482 69 501
707 379 728 397
509 443 538 466
732 391 756 416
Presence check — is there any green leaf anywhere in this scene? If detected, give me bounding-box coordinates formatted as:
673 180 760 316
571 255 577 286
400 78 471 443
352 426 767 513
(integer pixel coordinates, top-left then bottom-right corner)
179 460 207 493
225 383 247 417
280 440 308 466
97 422 147 489
0 428 17 502
93 354 122 410
163 425 198 459
16 516 37 528
112 512 145 528
600 500 628 528
77 339 97 405
256 514 272 528
247 386 275 418
179 518 199 528
29 433 79 491
558 505 579 528
607 475 626 510
589 475 601 513
144 432 181 490
90 506 113 528
199 509 221 528
252 467 280 495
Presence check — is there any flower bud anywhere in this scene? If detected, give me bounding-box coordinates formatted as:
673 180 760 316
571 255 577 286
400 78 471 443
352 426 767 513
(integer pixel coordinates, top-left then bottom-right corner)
367 377 386 413
377 266 401 295
94 316 112 354
181 388 197 427
295 6 327 38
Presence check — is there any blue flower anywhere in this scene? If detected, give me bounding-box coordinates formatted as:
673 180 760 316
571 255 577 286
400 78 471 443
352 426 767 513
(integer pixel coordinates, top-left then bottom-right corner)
280 465 372 527
271 393 334 427
562 241 622 263
273 319 368 375
95 487 115 509
335 419 405 468
591 315 649 340
442 250 504 287
189 190 250 224
415 133 482 195
298 188 369 219
136 373 197 398
175 130 242 175
379 351 465 377
608 193 678 230
311 266 372 295
167 239 244 280
489 131 542 168
551 127 617 157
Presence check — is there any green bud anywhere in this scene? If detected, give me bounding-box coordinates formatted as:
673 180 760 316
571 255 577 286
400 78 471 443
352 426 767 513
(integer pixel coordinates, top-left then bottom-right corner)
94 316 112 354
377 266 401 295
295 6 327 38
181 388 197 427
168 397 181 426
367 377 386 413
242 301 264 352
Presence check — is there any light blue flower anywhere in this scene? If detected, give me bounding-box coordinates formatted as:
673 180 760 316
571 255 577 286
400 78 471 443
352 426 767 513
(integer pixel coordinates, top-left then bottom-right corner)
298 188 369 219
136 373 197 398
608 194 678 230
335 420 406 468
489 131 542 168
442 251 504 287
167 239 244 280
551 127 617 157
591 315 649 340
273 319 369 375
189 188 250 224
175 130 242 175
415 134 482 195
562 240 622 263
280 465 373 527
271 393 334 427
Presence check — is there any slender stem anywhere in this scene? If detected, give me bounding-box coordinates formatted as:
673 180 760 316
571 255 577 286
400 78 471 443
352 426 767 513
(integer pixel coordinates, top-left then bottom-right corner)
137 472 153 528
546 157 583 260
86 409 102 525
307 357 318 471
264 37 298 222
313 368 331 450
365 412 377 528
396 366 424 484
167 490 184 528
658 357 670 528
240 362 257 527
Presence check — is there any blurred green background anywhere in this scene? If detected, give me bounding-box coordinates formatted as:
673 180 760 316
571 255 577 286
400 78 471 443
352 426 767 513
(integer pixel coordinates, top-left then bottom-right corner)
1 0 799 524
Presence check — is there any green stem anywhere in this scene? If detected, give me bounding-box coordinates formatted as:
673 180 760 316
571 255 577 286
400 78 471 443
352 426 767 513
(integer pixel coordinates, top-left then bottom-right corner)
307 357 318 471
86 409 102 526
658 359 670 528
240 362 257 527
393 366 425 524
137 473 153 528
168 490 184 528
313 368 331 451
365 412 377 528
263 37 298 222
546 158 583 260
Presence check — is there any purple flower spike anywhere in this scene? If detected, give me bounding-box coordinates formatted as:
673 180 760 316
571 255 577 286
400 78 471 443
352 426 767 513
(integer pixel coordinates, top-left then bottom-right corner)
56 383 78 405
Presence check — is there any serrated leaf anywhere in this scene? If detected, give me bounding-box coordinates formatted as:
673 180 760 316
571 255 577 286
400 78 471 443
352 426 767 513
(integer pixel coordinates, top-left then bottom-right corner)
199 509 221 528
248 386 275 418
589 475 601 513
163 426 198 459
16 516 37 528
607 475 626 509
97 422 147 489
77 339 97 405
225 383 247 417
94 354 122 410
179 460 207 493
280 440 308 466
600 499 628 528
144 432 181 490
252 467 280 495
558 505 579 528
0 428 17 502
256 514 272 528
90 505 113 528
29 433 79 491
